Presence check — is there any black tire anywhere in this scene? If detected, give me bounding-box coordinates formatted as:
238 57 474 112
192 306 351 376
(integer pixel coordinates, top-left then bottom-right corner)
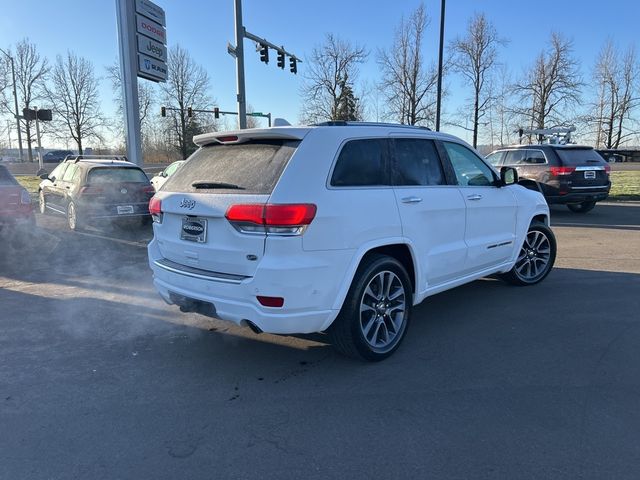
66 201 83 231
501 222 556 286
567 201 596 213
329 253 413 361
38 190 47 215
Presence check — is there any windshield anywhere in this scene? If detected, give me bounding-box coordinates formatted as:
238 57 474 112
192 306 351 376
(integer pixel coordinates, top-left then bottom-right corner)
556 148 606 165
161 140 299 194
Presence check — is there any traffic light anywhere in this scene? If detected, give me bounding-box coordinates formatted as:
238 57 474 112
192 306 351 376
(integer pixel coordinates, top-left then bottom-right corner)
214 107 219 119
161 106 166 117
277 51 285 69
187 107 193 117
289 57 297 74
259 44 269 64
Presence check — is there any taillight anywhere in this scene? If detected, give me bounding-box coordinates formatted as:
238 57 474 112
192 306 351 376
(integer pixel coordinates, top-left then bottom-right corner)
142 185 155 194
79 185 104 195
20 190 31 205
149 196 162 223
604 164 611 175
549 166 576 176
225 203 317 235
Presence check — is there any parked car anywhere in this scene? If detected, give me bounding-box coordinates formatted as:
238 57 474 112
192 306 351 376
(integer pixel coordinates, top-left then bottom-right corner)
147 122 555 361
43 150 74 163
38 155 154 230
486 144 611 213
0 165 35 233
150 160 185 191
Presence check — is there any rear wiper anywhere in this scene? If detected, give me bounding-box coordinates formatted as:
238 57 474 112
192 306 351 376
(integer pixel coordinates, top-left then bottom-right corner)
191 181 245 190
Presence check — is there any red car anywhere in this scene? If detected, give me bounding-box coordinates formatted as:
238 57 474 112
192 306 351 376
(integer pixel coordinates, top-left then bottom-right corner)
0 165 35 233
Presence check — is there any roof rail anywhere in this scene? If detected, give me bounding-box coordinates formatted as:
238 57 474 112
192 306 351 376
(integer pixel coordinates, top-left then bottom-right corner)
64 154 129 163
312 121 431 131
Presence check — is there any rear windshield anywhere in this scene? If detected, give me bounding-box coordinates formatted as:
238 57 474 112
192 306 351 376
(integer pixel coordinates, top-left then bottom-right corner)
555 148 606 165
0 166 18 185
88 167 149 183
162 140 299 194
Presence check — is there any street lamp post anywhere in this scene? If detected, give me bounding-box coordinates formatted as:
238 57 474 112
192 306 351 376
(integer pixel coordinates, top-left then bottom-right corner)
0 48 23 162
435 0 446 132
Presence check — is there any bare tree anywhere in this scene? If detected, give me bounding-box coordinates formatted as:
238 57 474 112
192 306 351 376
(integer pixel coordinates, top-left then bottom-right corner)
160 45 211 158
106 60 155 134
450 13 506 147
377 3 439 126
512 32 582 131
106 59 156 154
46 51 105 154
485 64 518 147
300 34 368 124
0 39 49 161
588 41 639 148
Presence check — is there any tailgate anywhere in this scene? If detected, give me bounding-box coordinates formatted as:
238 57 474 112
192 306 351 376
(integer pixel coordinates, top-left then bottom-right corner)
154 192 269 277
556 148 610 188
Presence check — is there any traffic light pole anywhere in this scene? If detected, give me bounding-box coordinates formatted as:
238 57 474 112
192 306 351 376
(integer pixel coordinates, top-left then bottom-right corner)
233 0 247 130
231 0 300 129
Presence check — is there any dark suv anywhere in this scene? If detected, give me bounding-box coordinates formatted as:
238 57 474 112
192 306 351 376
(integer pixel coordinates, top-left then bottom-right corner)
42 150 75 163
486 145 611 213
38 156 154 230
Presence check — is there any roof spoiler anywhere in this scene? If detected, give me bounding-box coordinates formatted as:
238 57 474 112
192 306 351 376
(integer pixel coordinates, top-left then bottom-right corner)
193 128 309 146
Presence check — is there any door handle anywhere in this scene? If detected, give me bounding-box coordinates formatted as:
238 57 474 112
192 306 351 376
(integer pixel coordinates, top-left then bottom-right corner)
401 196 423 204
65 186 70 189
466 194 483 201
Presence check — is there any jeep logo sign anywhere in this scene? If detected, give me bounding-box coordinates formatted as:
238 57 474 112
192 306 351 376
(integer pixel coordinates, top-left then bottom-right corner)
137 34 167 62
182 222 205 236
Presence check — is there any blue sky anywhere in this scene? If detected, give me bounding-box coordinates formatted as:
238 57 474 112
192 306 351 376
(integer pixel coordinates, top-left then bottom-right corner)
0 0 638 144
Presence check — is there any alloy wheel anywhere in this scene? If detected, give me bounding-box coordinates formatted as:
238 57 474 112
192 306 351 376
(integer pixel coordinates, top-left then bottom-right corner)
359 270 407 352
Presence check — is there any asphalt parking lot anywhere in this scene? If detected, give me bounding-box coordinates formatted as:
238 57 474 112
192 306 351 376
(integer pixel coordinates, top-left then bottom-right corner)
1 203 639 479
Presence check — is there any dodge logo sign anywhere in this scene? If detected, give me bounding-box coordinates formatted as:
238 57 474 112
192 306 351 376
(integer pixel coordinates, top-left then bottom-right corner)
179 198 196 210
182 222 204 235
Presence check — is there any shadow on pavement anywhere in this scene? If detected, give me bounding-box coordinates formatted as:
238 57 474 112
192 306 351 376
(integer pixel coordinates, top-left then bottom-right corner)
550 202 640 230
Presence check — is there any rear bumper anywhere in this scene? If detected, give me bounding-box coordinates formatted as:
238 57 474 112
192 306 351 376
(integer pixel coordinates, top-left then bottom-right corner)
546 190 609 204
147 239 345 334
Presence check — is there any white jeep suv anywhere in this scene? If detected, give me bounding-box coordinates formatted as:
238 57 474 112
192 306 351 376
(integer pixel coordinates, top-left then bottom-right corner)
148 122 555 361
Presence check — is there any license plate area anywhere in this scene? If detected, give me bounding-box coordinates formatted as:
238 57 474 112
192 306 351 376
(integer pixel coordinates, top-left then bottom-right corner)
117 205 134 214
181 216 207 243
584 171 596 179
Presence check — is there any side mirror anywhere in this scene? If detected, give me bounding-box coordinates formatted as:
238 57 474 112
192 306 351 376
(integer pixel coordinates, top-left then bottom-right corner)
39 173 50 180
500 166 518 186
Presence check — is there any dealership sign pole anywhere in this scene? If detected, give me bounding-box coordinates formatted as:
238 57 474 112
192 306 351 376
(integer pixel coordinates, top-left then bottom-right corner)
116 0 167 166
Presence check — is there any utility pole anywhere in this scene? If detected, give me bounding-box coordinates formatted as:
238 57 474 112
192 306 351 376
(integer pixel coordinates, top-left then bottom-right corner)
33 106 43 170
435 0 446 132
233 0 247 129
0 48 24 161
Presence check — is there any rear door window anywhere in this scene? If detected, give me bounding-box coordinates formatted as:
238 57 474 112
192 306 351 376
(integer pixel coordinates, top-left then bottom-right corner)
525 150 546 164
331 138 389 187
162 140 299 194
62 164 77 182
88 167 149 183
392 138 445 186
504 150 526 165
